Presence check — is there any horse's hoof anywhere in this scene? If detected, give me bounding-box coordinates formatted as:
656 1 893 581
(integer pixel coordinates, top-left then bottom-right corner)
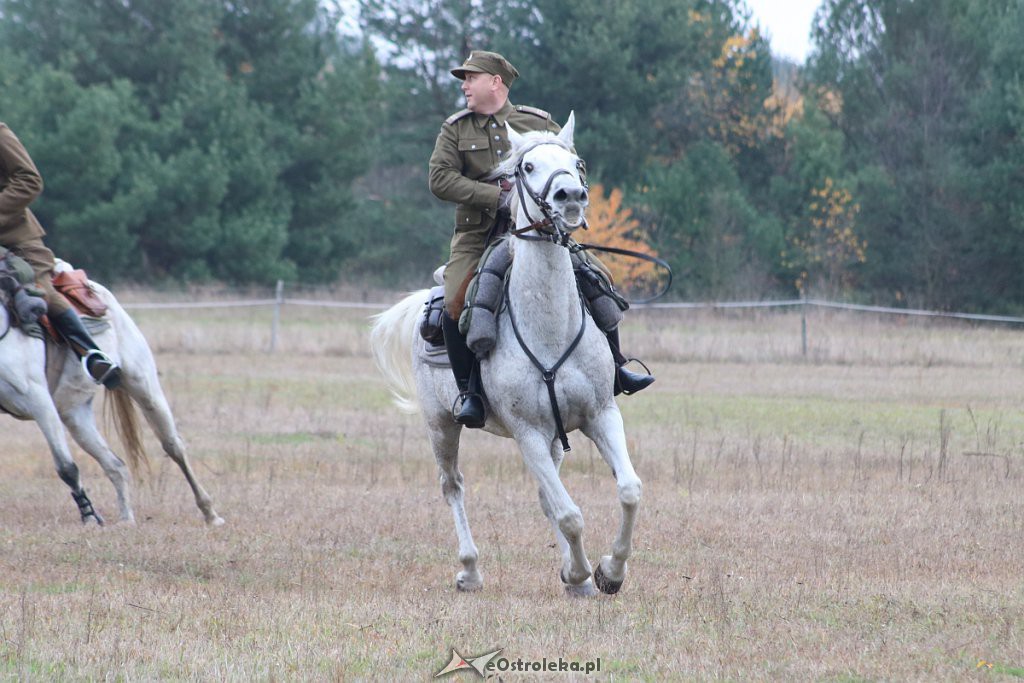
80 509 105 526
593 563 623 595
560 568 598 597
207 515 226 527
564 580 598 598
456 571 483 592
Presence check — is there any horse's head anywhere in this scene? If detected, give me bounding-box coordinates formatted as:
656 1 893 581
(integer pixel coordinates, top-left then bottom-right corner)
498 112 589 234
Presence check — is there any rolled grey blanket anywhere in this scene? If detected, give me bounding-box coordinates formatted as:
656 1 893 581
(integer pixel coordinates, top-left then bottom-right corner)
463 240 513 356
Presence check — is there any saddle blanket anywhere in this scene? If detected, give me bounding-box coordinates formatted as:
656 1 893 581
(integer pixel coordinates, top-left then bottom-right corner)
418 335 451 369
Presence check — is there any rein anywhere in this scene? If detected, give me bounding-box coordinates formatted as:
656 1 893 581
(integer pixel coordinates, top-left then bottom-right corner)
570 243 674 304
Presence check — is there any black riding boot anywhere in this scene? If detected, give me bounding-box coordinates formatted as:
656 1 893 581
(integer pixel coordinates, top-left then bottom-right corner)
442 312 486 428
606 327 654 396
51 309 123 389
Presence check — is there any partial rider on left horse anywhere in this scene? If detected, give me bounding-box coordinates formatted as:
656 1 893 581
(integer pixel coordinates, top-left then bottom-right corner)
0 120 121 388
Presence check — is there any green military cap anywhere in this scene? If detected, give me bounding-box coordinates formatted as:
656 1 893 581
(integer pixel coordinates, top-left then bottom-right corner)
450 50 519 87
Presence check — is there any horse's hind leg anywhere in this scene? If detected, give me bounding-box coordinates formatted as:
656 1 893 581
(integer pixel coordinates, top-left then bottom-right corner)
582 405 642 594
60 401 135 523
518 430 593 589
539 441 598 597
428 420 482 591
121 372 224 525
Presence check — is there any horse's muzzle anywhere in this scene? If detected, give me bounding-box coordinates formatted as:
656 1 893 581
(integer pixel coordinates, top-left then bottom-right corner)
558 201 588 230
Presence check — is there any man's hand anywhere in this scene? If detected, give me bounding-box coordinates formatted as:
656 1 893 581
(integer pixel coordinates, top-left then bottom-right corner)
497 177 513 214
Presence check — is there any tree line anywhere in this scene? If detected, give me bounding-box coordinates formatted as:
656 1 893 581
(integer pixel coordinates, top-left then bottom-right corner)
1 0 1021 312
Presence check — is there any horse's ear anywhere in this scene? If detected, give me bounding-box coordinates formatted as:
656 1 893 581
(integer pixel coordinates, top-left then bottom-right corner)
557 111 576 147
506 122 526 149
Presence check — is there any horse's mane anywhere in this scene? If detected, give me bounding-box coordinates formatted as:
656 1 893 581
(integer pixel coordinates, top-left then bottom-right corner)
484 130 573 181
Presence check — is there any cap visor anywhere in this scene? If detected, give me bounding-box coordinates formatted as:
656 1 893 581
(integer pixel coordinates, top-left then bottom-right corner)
451 65 486 80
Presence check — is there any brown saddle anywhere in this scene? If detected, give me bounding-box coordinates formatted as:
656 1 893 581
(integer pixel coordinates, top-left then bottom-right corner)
39 269 108 339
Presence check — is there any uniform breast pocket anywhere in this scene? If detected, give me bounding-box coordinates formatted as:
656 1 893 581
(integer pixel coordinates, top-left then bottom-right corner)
458 136 492 176
457 137 490 153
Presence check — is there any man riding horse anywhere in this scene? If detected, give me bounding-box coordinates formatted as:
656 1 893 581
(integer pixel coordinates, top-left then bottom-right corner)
428 50 653 428
0 121 121 388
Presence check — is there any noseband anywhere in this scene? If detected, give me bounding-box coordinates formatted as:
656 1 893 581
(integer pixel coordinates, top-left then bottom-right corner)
510 143 588 247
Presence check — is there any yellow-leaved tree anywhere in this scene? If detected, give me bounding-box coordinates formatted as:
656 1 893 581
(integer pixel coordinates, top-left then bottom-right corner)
784 178 866 295
583 184 663 296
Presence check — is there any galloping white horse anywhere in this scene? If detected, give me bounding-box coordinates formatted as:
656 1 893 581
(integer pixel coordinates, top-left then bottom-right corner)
0 266 222 526
372 114 641 595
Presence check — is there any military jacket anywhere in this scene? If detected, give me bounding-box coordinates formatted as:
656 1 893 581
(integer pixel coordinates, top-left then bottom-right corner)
429 100 560 234
0 122 46 246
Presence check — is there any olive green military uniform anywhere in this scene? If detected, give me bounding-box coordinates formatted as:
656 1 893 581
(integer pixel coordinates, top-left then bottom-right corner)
429 100 560 311
0 122 70 314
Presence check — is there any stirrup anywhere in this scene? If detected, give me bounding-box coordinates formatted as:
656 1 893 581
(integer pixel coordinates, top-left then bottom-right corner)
451 391 486 428
81 349 121 388
616 358 654 396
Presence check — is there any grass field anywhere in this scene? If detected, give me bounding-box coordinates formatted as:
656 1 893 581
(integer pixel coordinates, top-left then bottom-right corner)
1 299 1022 681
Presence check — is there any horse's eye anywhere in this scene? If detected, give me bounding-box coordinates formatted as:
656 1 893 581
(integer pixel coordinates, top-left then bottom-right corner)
576 160 585 172
524 162 534 173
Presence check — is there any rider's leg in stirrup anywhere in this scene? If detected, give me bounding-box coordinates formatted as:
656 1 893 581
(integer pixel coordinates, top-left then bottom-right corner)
606 326 654 396
50 308 122 389
442 312 486 427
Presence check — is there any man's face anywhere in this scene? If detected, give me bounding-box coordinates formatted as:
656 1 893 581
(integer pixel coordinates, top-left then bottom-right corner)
462 72 499 112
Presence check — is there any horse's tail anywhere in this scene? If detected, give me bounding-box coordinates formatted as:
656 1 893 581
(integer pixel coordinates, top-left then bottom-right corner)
370 290 427 415
104 386 151 480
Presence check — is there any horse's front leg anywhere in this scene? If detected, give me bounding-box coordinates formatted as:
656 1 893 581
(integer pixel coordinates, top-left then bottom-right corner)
582 404 642 594
518 430 593 590
539 440 597 597
427 420 482 591
29 385 104 525
60 401 135 523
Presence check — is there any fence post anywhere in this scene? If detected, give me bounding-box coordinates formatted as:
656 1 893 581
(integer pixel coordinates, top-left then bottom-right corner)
801 293 808 358
269 279 284 353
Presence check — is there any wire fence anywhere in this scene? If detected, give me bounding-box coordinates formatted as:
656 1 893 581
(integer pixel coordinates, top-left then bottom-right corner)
119 280 1024 354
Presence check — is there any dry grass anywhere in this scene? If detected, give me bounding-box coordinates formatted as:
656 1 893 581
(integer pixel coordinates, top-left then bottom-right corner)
1 301 1023 681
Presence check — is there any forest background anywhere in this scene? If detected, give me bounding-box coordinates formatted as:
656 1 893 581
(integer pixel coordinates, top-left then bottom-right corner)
1 0 1021 312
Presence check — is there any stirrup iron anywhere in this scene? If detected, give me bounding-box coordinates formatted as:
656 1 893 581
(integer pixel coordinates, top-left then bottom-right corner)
451 391 485 428
617 357 654 396
81 349 119 386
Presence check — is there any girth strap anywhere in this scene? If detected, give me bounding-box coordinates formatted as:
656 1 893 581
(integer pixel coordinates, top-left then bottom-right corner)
504 276 587 452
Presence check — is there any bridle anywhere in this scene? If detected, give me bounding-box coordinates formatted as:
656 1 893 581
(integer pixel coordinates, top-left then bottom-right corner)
505 144 673 303
508 141 588 248
502 141 590 451
499 138 672 450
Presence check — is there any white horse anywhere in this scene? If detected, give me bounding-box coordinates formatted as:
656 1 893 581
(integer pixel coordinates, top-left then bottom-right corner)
371 114 641 596
0 267 223 526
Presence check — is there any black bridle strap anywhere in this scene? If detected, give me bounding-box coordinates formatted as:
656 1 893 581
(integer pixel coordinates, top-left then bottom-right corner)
504 275 587 452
